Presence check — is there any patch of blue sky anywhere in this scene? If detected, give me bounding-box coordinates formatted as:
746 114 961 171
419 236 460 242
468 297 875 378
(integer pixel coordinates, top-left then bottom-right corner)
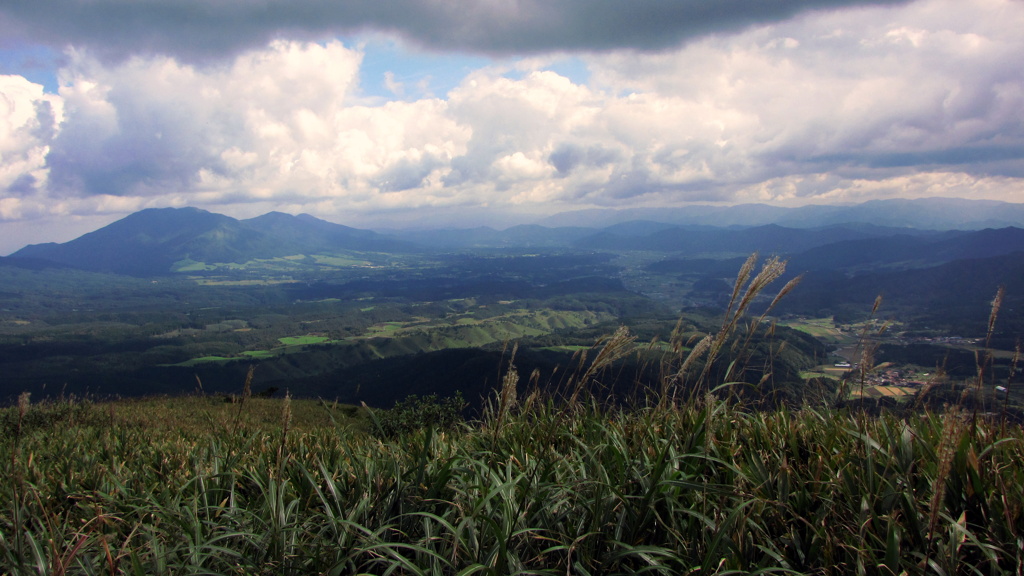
353 37 591 102
354 36 491 101
0 43 62 93
540 56 590 86
503 55 591 86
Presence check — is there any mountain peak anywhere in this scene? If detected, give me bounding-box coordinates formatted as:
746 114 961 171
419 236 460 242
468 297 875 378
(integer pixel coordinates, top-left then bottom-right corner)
10 207 414 275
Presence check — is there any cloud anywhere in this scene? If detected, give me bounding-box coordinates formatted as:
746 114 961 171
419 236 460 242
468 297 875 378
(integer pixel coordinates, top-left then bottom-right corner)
32 40 475 214
549 143 620 176
2 0 1023 229
0 74 61 216
44 40 365 198
575 0 1024 202
0 0 911 63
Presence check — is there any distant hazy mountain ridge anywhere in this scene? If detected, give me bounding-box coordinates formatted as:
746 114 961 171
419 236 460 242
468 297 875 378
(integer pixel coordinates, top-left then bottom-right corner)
538 197 1024 230
9 198 1024 276
11 207 415 276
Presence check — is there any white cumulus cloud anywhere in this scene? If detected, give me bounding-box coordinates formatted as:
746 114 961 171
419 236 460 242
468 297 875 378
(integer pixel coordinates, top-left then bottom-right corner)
0 74 62 217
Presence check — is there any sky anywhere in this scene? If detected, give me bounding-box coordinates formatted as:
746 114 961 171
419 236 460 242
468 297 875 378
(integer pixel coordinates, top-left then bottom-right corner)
1 0 1023 254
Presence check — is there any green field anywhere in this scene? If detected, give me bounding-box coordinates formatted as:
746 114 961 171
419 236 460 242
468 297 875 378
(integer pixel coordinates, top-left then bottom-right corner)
778 316 849 344
311 254 372 267
800 367 845 380
173 307 616 368
277 335 330 346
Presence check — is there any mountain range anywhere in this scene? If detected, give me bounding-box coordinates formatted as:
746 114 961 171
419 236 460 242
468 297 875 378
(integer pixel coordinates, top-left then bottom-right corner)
11 207 414 275
8 198 1024 277
537 197 1024 230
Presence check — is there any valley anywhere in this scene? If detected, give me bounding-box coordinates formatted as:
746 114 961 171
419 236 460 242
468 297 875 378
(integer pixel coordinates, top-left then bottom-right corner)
1 203 1022 416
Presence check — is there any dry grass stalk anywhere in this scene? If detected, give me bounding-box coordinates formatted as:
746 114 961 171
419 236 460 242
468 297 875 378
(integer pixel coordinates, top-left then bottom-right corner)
871 294 883 316
669 316 690 355
11 391 31 466
915 364 946 408
662 335 712 407
282 389 293 431
699 255 788 388
764 275 803 317
586 326 635 376
1000 343 1020 435
497 343 520 427
277 389 293 473
986 286 1004 349
569 326 635 407
734 256 787 319
233 365 256 432
727 273 803 383
842 294 884 407
970 286 1005 421
16 391 29 434
928 406 966 545
1010 343 1020 385
660 254 793 405
243 364 254 399
724 253 758 322
521 368 542 414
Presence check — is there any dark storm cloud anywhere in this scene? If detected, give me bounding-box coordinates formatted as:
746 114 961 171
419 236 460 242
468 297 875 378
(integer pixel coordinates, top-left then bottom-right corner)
5 173 37 196
800 146 1024 180
829 146 1024 169
0 0 911 62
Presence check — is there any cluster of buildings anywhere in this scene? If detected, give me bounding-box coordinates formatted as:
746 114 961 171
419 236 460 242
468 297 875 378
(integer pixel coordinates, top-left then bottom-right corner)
840 365 927 399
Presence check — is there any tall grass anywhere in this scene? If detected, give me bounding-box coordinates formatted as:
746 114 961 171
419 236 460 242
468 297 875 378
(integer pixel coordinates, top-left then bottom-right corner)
3 396 1022 574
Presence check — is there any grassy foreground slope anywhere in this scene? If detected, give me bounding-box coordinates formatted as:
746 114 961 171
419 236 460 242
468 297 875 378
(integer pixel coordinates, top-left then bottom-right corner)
3 253 1021 575
2 394 1023 575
